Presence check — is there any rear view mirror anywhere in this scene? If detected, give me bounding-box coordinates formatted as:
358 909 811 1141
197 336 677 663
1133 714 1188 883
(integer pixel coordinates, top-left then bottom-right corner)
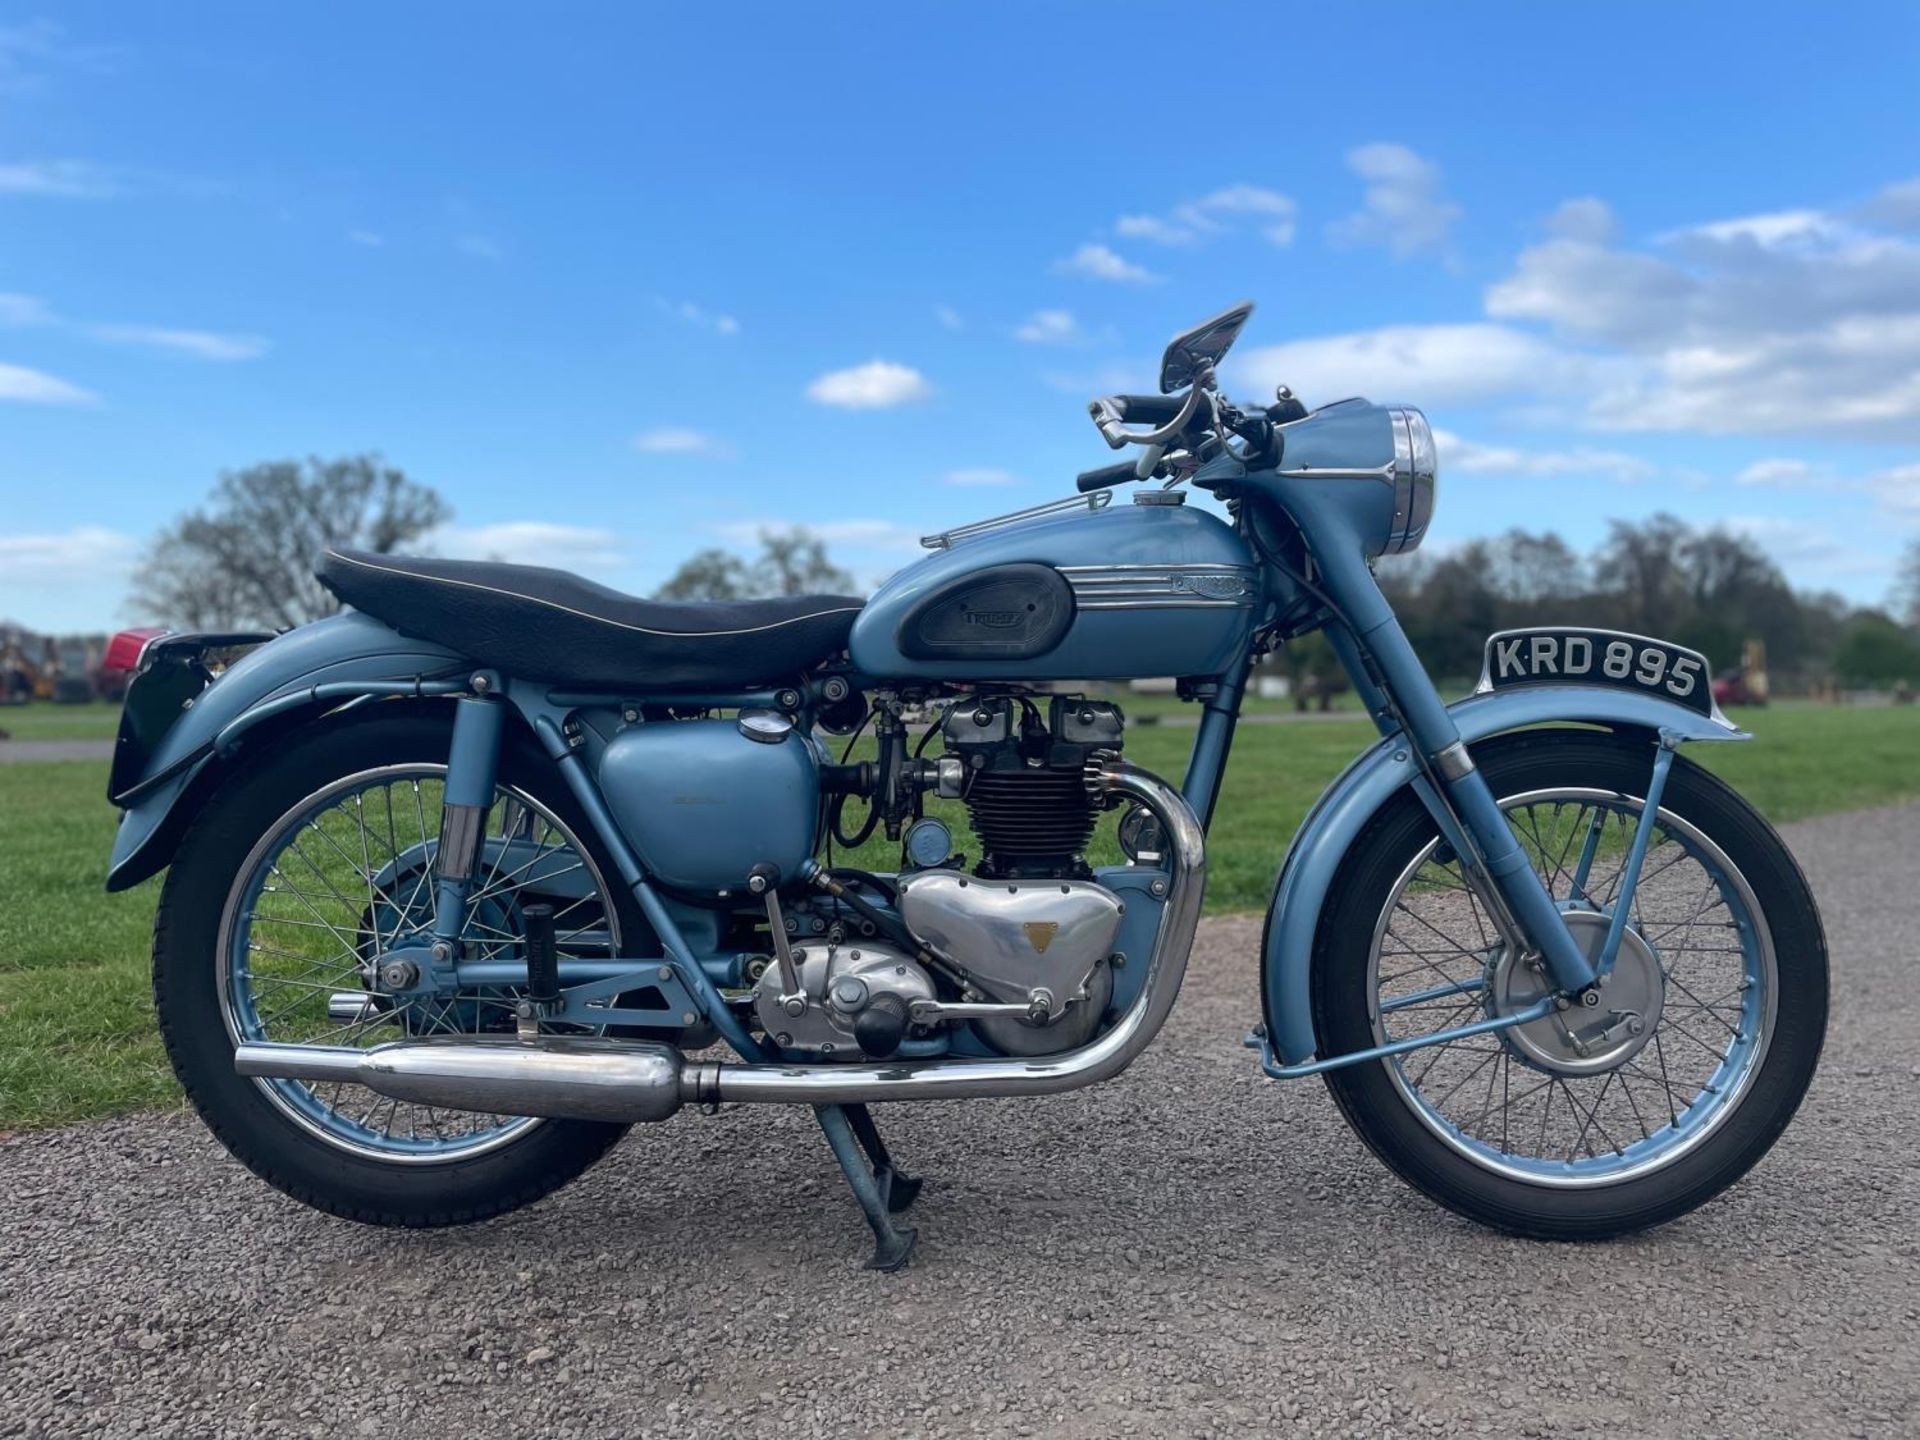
1159 300 1255 394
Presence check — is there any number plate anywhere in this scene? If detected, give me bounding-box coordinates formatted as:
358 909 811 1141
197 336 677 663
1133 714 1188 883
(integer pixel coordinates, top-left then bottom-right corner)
1476 627 1714 717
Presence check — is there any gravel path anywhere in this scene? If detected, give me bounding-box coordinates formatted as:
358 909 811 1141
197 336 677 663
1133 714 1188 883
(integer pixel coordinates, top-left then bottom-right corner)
4 804 1917 1439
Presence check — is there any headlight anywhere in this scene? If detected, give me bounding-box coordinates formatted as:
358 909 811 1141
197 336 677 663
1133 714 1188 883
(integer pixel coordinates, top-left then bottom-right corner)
1384 407 1437 554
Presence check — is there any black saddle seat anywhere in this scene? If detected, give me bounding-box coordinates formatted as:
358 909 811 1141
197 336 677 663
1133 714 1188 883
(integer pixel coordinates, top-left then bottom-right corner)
317 548 865 690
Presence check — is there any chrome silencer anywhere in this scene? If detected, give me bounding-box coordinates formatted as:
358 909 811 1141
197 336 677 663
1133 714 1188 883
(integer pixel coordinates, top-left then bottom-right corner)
234 1035 690 1124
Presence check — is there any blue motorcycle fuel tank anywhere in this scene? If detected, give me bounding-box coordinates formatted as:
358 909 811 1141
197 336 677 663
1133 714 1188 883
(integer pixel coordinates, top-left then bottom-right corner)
851 500 1259 680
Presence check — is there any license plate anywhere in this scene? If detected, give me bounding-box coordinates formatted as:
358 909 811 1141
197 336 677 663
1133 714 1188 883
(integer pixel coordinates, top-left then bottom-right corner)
1476 627 1714 717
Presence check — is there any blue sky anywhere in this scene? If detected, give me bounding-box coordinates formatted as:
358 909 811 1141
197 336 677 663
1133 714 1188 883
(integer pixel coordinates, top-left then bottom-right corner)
2 1 1917 631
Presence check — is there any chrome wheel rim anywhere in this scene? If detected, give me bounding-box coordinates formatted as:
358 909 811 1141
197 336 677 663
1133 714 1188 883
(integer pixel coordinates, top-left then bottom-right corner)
1367 786 1776 1188
218 762 622 1163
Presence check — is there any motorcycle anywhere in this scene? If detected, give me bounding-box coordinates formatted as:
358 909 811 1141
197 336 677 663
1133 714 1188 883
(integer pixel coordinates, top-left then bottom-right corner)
104 302 1827 1269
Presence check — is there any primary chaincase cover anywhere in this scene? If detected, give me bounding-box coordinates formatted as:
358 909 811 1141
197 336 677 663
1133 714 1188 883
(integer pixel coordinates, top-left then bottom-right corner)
851 502 1260 680
594 717 821 892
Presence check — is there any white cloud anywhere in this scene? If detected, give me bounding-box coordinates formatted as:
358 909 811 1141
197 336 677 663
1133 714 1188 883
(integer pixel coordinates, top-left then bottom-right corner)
1723 515 1886 579
1116 183 1298 249
1485 190 1920 438
433 521 627 571
1116 213 1197 245
90 325 268 361
0 361 97 405
1735 458 1825 489
806 359 931 410
0 158 117 198
1194 183 1298 246
1544 197 1616 245
942 467 1020 486
0 292 52 326
1858 176 1920 233
1868 463 1920 515
657 298 739 336
935 304 964 331
1681 209 1839 249
348 229 384 248
456 234 504 262
633 427 732 457
0 526 138 579
1056 242 1157 284
1232 323 1596 408
1430 429 1655 484
1014 309 1082 345
1328 143 1461 258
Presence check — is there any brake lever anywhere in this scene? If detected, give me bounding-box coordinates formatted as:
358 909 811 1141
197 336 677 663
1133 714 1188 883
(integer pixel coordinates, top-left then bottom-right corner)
1089 368 1212 449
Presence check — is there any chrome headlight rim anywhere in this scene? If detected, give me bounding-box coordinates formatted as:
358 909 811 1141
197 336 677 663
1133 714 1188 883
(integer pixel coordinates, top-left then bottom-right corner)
1384 406 1437 554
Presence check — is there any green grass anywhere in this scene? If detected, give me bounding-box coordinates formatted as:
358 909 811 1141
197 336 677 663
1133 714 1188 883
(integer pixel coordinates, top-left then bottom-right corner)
0 761 170 1133
2 700 1915 1133
0 699 123 741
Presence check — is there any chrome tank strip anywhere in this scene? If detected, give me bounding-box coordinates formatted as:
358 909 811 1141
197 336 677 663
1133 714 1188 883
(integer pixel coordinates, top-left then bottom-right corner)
684 760 1206 1105
1057 563 1256 611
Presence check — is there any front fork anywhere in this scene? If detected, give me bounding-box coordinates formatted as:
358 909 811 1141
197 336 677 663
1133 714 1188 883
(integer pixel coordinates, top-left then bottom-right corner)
1328 615 1675 998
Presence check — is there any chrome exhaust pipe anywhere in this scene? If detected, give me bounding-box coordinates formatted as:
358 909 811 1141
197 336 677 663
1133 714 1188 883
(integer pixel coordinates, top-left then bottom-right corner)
236 1035 690 1124
236 761 1203 1121
684 759 1206 1106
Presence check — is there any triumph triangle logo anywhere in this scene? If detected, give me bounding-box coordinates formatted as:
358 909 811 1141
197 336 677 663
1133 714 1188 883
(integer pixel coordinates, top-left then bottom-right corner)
1022 921 1060 953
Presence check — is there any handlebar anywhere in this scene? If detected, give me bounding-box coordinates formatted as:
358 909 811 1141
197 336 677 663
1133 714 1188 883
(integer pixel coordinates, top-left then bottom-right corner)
1088 378 1209 449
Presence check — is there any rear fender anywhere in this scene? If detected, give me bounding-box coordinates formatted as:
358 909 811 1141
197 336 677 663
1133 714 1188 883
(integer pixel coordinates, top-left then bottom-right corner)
105 610 469 892
1258 685 1748 1065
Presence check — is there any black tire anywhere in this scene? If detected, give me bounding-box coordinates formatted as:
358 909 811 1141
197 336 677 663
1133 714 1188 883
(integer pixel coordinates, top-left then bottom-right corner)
1310 729 1827 1239
153 703 633 1227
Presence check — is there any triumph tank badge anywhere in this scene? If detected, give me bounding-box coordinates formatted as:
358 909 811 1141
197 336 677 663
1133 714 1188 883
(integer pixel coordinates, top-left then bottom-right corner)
1171 571 1249 598
1022 921 1061 953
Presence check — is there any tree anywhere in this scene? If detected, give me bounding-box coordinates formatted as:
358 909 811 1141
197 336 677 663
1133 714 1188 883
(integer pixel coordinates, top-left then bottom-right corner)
655 527 857 601
1833 611 1920 687
1485 529 1587 609
131 455 449 631
1592 513 1692 637
1893 537 1920 631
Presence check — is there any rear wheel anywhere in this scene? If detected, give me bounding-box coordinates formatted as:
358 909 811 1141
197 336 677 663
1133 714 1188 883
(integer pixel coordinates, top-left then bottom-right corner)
1310 730 1827 1238
154 705 637 1226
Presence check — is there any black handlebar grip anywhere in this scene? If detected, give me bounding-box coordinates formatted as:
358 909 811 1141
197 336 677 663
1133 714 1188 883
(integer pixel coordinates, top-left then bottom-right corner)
1110 393 1186 424
1077 460 1140 493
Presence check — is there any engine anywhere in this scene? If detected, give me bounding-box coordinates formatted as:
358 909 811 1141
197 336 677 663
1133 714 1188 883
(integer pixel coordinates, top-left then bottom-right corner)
754 691 1136 1062
941 694 1124 879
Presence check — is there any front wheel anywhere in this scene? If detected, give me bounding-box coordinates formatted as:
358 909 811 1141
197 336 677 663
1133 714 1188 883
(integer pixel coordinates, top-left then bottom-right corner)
1311 730 1827 1238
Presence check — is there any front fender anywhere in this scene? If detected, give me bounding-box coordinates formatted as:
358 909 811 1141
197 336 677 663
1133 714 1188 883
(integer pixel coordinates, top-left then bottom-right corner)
1258 685 1747 1065
105 610 468 892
